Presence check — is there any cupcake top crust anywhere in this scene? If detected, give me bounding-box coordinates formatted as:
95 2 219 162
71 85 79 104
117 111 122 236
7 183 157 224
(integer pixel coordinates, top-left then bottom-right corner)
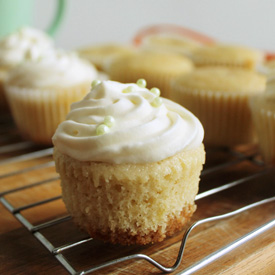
108 51 193 74
173 67 266 93
0 27 53 68
6 49 98 88
52 80 204 164
191 44 264 69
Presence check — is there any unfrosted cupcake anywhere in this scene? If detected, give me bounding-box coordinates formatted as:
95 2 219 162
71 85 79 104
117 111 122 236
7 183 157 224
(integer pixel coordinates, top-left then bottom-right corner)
5 49 98 145
191 44 264 70
107 51 194 99
250 90 275 165
52 80 205 245
77 43 136 72
170 67 266 147
0 27 54 113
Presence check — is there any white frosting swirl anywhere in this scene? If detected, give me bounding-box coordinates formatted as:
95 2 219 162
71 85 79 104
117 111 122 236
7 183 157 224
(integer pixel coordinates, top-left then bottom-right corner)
0 27 53 68
53 80 204 164
6 50 98 88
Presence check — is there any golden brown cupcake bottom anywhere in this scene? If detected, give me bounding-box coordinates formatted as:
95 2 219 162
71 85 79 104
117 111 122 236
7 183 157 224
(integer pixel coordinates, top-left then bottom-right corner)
54 144 205 245
83 205 195 245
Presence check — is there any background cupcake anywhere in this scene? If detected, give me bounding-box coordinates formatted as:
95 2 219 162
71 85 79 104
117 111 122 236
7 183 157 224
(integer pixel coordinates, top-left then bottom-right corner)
5 49 98 145
170 67 266 147
0 27 54 113
53 80 205 245
107 51 194 98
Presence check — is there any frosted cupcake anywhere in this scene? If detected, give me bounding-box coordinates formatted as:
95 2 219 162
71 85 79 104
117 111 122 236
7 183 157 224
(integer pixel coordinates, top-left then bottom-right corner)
5 49 98 145
250 90 275 165
53 79 205 245
0 27 54 113
107 51 194 99
170 67 266 147
191 44 264 70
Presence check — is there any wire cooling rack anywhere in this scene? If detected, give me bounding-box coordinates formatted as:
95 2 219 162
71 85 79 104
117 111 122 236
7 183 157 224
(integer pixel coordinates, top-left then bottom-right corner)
0 115 274 275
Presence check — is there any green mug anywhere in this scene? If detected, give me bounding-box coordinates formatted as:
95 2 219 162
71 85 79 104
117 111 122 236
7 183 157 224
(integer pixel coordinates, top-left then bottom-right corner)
0 0 66 38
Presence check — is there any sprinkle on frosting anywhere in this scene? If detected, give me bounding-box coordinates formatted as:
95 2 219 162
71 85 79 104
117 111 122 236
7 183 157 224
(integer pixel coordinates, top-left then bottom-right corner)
96 124 110 136
136 78 147 88
52 80 204 164
150 87 161 96
103 115 115 127
151 97 163 107
91 79 101 88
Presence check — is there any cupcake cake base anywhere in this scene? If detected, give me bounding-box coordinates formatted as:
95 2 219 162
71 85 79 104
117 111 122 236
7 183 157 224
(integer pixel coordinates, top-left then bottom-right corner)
54 144 205 245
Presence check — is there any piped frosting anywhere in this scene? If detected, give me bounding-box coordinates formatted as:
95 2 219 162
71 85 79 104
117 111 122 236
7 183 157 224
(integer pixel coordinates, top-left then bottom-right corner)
6 49 98 88
53 80 204 164
0 27 53 68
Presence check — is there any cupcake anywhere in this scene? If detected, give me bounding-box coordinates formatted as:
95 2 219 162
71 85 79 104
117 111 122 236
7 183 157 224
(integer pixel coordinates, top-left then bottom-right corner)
250 91 275 165
0 27 54 113
77 43 136 72
5 49 98 145
170 67 266 147
107 51 194 99
191 44 264 70
52 80 205 245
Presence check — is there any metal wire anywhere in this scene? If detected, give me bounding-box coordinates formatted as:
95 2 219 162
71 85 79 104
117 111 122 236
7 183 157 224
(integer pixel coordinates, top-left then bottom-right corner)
56 196 274 275
0 147 53 165
0 141 274 274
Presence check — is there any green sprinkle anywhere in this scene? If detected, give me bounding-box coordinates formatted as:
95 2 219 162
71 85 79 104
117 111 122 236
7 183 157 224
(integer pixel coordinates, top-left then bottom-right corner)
150 87 161 97
96 124 110 135
91 80 101 88
103 115 115 127
151 97 163 107
122 86 135 93
136 79 147 88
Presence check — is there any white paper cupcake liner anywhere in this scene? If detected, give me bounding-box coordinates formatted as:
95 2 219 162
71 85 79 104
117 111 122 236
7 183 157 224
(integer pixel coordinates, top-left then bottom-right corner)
170 83 258 147
5 83 91 145
250 96 275 164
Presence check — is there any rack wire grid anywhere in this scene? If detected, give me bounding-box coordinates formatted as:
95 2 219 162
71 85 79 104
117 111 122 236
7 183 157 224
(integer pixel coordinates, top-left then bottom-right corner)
0 115 274 275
